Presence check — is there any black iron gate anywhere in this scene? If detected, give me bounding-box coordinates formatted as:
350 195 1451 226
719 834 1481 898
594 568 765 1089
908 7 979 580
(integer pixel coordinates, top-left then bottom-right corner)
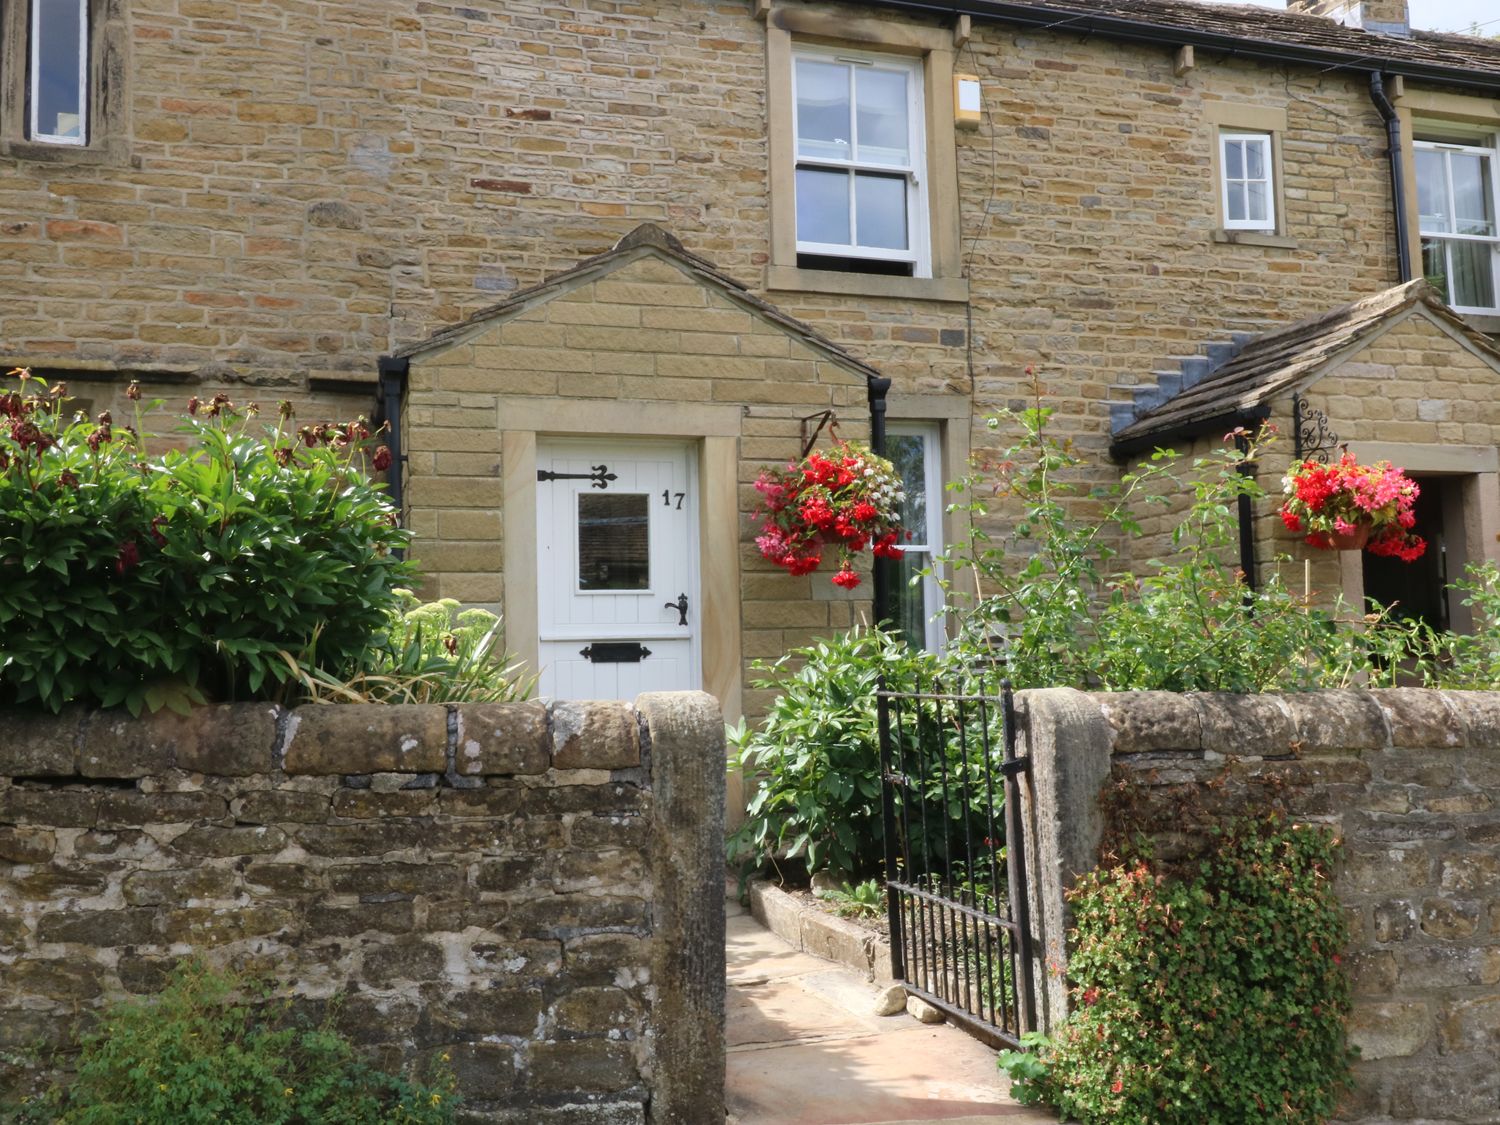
876 675 1036 1049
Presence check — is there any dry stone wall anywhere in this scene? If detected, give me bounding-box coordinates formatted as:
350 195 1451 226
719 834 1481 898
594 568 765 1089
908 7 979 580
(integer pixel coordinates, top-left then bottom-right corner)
1019 688 1500 1124
0 694 725 1124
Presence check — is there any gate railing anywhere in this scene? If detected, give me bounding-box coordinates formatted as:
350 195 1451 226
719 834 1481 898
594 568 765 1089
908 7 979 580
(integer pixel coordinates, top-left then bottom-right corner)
877 674 1036 1049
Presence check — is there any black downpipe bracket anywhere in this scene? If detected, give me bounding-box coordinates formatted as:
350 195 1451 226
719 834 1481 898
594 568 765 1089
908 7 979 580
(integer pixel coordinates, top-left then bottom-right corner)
375 355 409 544
868 376 894 631
1369 72 1415 284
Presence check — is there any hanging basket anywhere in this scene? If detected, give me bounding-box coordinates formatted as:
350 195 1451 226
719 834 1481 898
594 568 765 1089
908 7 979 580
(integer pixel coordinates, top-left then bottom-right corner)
1305 524 1371 551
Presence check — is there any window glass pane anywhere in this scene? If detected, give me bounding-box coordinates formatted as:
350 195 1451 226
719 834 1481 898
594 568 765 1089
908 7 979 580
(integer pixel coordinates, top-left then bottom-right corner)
1224 139 1244 181
1451 152 1495 237
1226 181 1247 223
894 549 928 651
1246 181 1268 223
33 0 85 141
1447 238 1496 309
1416 148 1450 233
1245 139 1265 180
854 172 907 250
886 433 928 545
795 59 851 162
796 166 851 246
1421 237 1451 303
855 67 909 165
578 494 649 591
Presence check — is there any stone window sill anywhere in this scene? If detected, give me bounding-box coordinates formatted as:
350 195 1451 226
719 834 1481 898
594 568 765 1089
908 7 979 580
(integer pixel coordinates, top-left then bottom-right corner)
764 265 969 304
0 137 129 166
1459 312 1500 336
1212 230 1297 250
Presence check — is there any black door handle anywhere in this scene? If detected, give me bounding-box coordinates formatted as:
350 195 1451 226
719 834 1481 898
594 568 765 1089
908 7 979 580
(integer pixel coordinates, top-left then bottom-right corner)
665 593 688 626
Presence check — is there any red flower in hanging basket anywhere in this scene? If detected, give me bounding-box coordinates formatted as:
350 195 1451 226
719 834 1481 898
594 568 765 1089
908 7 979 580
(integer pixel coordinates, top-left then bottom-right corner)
752 440 906 587
1280 454 1425 562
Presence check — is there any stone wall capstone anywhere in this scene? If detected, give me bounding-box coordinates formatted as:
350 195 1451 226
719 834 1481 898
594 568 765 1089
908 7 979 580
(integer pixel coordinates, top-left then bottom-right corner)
1018 687 1500 1125
0 694 726 1125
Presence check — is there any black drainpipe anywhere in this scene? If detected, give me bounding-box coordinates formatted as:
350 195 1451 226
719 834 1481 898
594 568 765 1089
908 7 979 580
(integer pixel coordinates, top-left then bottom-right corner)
1370 72 1415 284
375 355 409 551
868 376 893 631
1234 433 1259 594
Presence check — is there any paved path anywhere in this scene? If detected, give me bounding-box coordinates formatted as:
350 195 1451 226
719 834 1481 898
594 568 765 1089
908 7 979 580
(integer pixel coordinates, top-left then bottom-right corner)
724 897 1057 1125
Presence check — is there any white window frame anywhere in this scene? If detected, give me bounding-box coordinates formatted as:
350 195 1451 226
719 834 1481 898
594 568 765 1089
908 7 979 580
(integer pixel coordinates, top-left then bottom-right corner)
1219 131 1275 232
791 45 931 277
888 421 945 653
1414 135 1500 316
28 0 88 146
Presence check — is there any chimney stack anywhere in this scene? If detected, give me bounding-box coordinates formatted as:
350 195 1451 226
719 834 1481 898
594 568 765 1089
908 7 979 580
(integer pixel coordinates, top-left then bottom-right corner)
1286 0 1411 36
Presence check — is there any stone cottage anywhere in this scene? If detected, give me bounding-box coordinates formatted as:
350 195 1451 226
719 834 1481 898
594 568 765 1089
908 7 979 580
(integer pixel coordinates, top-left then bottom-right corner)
5 0 1500 712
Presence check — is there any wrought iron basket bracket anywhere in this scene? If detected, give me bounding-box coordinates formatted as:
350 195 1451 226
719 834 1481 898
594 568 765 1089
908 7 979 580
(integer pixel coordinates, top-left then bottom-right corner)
798 409 839 459
1292 392 1338 464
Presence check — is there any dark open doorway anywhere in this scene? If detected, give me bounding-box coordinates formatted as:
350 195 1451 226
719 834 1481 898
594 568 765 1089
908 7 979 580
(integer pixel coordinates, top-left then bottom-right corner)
1361 474 1468 631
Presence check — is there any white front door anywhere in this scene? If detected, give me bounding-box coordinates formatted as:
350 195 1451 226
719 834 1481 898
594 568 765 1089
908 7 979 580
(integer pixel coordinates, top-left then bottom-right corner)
536 438 700 700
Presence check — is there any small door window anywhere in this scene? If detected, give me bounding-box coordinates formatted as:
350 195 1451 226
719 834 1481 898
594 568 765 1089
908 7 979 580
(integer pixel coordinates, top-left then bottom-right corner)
577 493 650 592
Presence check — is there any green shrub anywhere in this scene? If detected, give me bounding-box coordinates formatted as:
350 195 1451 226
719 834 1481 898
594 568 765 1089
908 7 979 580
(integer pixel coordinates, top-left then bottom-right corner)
0 372 413 713
1001 816 1354 1124
727 627 999 884
939 401 1432 692
10 962 456 1124
814 877 885 920
728 628 923 882
291 591 534 704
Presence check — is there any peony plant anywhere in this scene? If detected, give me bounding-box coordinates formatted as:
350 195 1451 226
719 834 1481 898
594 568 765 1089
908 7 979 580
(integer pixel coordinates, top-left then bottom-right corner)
0 367 413 713
752 440 906 588
1280 453 1426 562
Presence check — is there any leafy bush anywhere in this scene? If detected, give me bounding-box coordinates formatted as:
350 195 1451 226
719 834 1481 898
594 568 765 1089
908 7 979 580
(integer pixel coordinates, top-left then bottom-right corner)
728 628 926 882
814 877 885 920
11 962 456 1124
940 402 1426 692
1000 817 1353 1124
291 591 534 704
727 628 1000 883
0 371 413 713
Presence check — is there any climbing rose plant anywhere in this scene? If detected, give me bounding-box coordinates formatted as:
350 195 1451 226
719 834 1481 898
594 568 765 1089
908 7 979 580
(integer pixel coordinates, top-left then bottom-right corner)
1280 453 1425 561
753 440 905 589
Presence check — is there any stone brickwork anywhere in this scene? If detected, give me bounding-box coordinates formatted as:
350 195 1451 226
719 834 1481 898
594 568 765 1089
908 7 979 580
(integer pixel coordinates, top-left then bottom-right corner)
2 1 1413 509
1019 688 1500 1124
404 246 873 718
0 694 726 1124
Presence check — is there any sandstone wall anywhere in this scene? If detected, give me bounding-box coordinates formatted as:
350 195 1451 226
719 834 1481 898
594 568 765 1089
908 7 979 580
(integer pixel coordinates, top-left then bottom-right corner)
2 0 1412 453
1019 688 1500 1124
0 694 726 1124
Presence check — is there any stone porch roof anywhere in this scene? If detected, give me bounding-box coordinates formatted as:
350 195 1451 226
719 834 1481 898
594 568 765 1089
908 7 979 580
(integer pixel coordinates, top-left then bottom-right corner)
1110 280 1500 456
394 223 882 382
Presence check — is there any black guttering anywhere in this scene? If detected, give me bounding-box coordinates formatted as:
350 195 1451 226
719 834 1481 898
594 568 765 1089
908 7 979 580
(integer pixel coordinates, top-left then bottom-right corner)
857 0 1500 93
1108 404 1272 461
374 355 409 539
1370 72 1415 284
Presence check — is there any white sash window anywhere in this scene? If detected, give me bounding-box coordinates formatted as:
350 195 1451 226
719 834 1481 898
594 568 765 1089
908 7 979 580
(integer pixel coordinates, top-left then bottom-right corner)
1219 132 1275 231
792 47 929 277
1416 137 1500 314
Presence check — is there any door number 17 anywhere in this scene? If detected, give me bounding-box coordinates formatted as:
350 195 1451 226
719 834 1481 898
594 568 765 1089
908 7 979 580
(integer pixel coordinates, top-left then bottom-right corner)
661 490 686 510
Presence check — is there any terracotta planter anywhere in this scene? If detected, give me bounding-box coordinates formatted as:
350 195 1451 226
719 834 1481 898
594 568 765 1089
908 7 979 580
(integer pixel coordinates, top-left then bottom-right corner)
1326 523 1373 551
